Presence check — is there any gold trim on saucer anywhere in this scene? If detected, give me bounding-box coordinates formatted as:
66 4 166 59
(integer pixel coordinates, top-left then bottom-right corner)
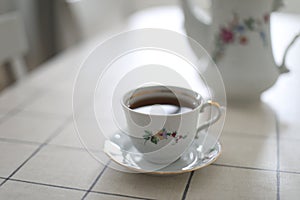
208 100 221 108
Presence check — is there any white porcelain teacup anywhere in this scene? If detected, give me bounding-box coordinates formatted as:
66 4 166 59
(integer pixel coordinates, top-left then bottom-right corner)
121 86 221 164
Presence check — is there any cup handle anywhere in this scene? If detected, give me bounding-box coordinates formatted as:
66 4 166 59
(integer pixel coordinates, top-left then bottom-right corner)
196 100 222 138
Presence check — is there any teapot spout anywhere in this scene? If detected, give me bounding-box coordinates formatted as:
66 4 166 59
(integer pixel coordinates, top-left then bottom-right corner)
180 0 210 50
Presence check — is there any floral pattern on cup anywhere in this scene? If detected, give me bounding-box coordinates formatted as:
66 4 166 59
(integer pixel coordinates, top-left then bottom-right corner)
143 128 187 145
212 13 270 62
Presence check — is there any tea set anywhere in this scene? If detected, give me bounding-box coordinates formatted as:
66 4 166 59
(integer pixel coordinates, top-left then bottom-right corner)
104 85 222 174
78 0 300 175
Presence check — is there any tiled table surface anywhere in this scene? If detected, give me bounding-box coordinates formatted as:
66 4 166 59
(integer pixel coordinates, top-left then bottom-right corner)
0 8 300 200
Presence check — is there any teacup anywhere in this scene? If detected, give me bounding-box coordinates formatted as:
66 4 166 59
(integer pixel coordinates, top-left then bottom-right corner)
121 85 221 164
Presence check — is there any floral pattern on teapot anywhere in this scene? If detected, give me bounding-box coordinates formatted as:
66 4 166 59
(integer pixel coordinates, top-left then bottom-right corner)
212 13 270 62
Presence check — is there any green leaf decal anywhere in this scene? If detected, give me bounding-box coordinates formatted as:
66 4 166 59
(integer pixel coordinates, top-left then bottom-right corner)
244 18 255 30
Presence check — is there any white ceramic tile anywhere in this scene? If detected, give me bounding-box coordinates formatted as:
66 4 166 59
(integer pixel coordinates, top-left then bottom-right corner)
49 122 84 148
54 77 76 94
0 84 40 112
281 172 300 200
86 192 145 200
278 113 300 140
23 46 85 92
26 66 76 93
0 141 38 177
23 90 73 116
0 111 65 143
0 110 5 116
280 138 300 173
186 165 277 200
263 76 300 140
49 120 105 151
92 168 189 200
50 104 113 151
216 134 277 170
0 180 83 200
13 145 104 189
24 71 67 91
223 102 276 137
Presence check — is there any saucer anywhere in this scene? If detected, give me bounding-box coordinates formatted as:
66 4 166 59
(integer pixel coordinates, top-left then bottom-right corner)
104 131 221 175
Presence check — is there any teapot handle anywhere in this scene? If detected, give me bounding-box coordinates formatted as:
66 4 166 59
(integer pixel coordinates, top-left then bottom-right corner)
180 0 212 50
278 33 300 74
272 0 284 11
181 0 212 25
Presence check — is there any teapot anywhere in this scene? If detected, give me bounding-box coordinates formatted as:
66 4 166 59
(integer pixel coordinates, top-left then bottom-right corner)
181 0 299 101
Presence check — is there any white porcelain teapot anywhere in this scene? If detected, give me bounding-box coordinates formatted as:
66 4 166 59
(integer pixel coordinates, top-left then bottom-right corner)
181 0 299 101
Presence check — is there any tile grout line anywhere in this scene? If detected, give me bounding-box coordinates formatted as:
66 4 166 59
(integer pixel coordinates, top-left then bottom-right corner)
275 113 280 200
46 143 101 154
0 137 102 154
8 178 87 192
2 130 300 176
213 163 300 176
0 90 44 125
1 132 299 176
81 160 155 200
0 137 42 146
90 191 155 200
212 163 275 172
4 162 297 200
6 177 154 200
222 130 300 142
0 177 5 185
221 130 277 140
16 109 71 119
0 109 21 125
0 116 73 187
81 161 110 200
181 171 194 200
0 144 47 187
280 170 300 175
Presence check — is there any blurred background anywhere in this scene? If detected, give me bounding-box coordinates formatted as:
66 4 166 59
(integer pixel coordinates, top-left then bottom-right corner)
0 0 299 91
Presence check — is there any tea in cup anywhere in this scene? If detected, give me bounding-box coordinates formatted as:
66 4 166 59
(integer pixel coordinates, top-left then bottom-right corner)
121 85 221 164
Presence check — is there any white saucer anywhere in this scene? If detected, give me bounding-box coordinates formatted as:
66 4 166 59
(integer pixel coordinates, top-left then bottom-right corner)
104 131 221 175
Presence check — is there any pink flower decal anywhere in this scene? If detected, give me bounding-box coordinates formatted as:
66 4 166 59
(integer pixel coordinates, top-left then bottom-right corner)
212 13 269 62
143 129 187 145
220 28 234 43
